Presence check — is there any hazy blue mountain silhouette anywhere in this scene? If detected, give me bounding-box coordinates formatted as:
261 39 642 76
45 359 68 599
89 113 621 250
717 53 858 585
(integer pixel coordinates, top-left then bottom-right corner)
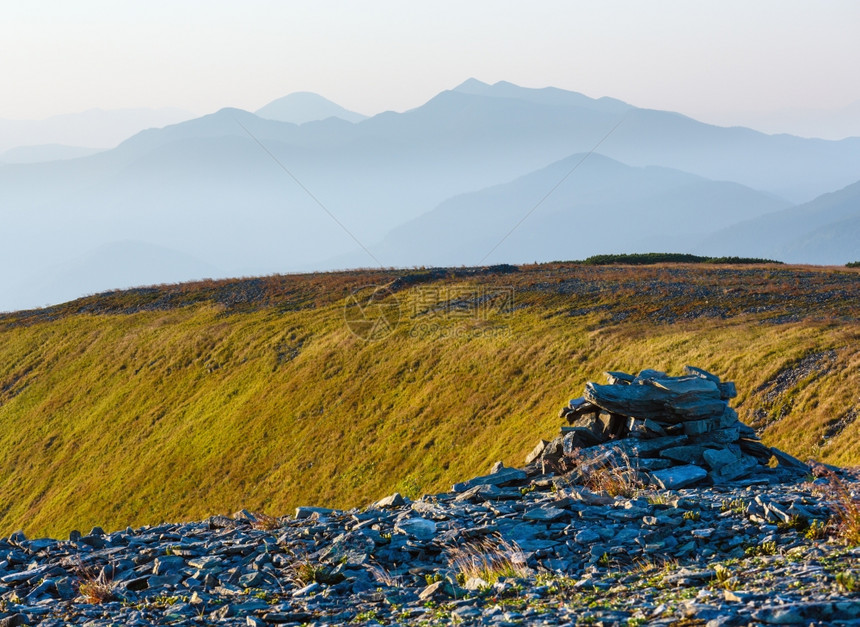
3 79 860 311
0 107 194 152
0 144 102 164
697 180 860 264
5 240 222 312
255 92 367 124
323 153 790 268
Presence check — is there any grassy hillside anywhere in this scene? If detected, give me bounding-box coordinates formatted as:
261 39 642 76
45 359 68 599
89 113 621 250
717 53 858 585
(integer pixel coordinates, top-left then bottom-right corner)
1 263 858 538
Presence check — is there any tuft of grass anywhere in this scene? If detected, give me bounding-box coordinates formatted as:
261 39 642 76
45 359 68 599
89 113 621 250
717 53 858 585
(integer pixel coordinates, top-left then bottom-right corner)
250 512 282 531
565 449 646 498
76 564 117 604
290 559 343 586
811 464 860 546
448 536 530 586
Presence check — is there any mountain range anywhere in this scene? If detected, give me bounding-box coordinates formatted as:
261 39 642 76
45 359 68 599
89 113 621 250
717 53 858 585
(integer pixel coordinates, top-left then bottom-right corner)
1 79 859 312
0 107 194 153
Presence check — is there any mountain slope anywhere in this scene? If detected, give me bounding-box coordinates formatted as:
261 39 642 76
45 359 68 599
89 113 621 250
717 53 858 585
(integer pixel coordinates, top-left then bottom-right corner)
255 92 367 124
698 180 860 264
332 153 790 268
0 264 858 537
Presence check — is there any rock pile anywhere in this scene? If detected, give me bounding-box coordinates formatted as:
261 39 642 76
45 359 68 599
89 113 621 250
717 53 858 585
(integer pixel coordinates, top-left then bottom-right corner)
526 366 809 489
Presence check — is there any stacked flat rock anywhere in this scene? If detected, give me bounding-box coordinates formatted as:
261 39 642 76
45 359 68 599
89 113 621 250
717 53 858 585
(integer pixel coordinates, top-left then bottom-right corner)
526 365 809 489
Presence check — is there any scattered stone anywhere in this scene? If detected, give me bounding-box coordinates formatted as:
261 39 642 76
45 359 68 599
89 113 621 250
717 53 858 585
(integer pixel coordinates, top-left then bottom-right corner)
0 366 852 627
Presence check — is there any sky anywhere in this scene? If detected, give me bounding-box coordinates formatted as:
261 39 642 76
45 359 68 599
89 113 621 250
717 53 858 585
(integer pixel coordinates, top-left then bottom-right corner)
2 0 860 137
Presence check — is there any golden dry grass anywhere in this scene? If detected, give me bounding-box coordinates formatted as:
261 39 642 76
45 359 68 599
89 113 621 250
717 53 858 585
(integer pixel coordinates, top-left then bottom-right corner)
0 263 858 537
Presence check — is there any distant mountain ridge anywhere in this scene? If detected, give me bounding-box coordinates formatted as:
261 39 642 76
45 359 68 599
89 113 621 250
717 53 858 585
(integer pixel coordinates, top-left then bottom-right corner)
0 107 195 153
697 180 860 264
3 79 860 311
323 152 790 268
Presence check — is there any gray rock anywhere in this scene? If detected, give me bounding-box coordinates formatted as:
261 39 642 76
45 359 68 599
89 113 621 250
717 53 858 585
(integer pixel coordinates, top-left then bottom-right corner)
373 493 405 508
452 467 527 492
394 517 437 541
661 445 709 465
770 447 809 472
525 440 548 465
294 506 335 519
703 447 741 471
522 506 569 522
651 464 708 489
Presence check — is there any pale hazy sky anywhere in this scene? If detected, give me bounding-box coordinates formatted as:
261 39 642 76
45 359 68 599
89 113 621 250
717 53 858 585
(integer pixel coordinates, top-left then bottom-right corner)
3 0 859 134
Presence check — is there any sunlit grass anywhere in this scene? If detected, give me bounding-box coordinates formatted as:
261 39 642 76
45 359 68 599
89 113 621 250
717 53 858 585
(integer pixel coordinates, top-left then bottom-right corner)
0 263 858 537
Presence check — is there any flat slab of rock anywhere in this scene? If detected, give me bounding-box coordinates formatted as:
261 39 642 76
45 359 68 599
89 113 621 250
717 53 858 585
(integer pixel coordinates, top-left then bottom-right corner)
522 506 569 522
651 464 708 489
452 467 527 493
294 506 336 520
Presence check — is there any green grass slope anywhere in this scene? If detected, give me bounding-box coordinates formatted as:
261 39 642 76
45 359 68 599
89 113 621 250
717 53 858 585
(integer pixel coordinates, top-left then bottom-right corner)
1 264 858 537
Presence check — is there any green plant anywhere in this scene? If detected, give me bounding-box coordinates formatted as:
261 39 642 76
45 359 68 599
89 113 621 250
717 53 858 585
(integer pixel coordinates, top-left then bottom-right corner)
682 511 700 522
712 563 738 590
806 519 828 540
745 540 778 557
777 514 809 534
352 609 378 623
721 499 746 515
836 570 858 592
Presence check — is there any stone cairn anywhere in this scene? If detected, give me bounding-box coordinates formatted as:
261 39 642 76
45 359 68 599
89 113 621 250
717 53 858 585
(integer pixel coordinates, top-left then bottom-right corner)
525 365 809 489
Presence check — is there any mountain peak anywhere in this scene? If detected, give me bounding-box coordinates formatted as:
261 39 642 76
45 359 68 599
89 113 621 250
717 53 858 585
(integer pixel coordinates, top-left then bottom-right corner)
255 92 366 125
452 78 492 93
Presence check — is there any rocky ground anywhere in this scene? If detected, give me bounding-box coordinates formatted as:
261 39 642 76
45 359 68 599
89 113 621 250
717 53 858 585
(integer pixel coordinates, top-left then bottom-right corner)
1 465 858 626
